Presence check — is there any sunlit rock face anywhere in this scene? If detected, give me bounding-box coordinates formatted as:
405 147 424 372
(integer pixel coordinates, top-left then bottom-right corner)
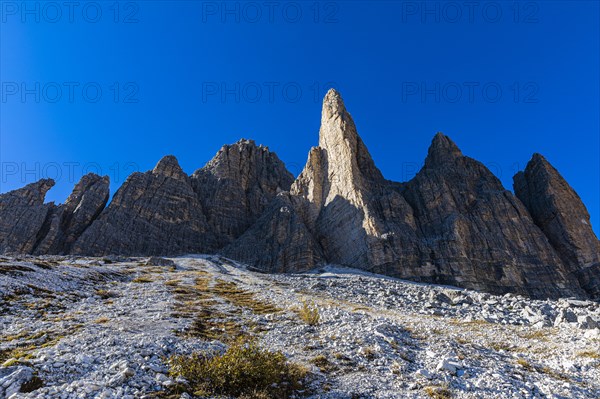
1 89 598 299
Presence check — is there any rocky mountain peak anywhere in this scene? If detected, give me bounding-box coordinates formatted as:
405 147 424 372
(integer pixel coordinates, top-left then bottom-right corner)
4 178 56 206
32 173 110 255
0 179 56 253
235 138 256 147
530 152 546 163
424 132 463 167
64 174 109 208
301 89 384 203
514 153 600 298
152 155 187 181
191 139 295 248
321 88 346 116
318 89 354 150
1 89 598 300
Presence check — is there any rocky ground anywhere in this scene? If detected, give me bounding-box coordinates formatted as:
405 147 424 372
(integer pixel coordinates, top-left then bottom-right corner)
0 255 599 399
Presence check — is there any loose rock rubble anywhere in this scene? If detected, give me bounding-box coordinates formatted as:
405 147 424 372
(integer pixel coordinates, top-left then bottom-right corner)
1 255 599 398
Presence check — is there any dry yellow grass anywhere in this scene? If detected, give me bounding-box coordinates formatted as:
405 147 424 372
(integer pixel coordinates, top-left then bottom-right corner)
297 300 320 326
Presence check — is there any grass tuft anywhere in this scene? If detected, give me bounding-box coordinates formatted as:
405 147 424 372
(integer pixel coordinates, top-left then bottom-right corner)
311 354 338 373
132 276 153 283
95 289 118 299
297 300 320 326
516 358 534 371
577 350 599 359
424 385 453 398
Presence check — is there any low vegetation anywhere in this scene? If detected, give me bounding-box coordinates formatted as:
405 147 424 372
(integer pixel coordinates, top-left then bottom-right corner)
424 384 453 398
188 307 246 342
518 330 549 340
211 280 280 314
577 350 599 359
168 338 310 398
311 354 338 373
95 289 118 299
297 300 320 326
516 358 534 371
132 276 153 283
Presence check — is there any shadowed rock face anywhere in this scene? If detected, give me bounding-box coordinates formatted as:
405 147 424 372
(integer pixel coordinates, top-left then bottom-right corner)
221 193 326 272
0 174 109 255
514 154 600 298
1 89 598 299
33 174 110 255
402 134 583 298
225 89 594 299
0 179 56 254
191 139 295 248
72 156 215 256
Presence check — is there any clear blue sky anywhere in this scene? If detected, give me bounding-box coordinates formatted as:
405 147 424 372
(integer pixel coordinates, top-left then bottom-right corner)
1 1 598 234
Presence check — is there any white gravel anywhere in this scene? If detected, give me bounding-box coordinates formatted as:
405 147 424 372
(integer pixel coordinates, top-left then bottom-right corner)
1 255 599 399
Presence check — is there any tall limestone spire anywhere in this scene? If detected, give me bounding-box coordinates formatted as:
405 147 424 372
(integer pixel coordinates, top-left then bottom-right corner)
293 89 384 208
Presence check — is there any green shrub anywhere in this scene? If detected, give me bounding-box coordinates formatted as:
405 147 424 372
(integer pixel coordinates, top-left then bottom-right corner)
298 300 320 326
168 338 309 398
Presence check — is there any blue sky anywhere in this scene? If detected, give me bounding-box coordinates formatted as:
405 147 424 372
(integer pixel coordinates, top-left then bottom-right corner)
1 1 599 234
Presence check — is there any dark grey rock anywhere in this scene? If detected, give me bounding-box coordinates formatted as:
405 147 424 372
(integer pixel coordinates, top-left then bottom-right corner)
33 173 109 254
514 153 600 299
221 193 326 272
191 139 294 248
401 133 584 299
0 179 55 254
72 156 215 256
145 257 176 267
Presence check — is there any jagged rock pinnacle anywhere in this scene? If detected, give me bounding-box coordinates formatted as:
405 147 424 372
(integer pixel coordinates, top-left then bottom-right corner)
1 90 598 300
322 88 346 115
33 173 110 255
152 155 187 181
319 89 353 150
425 132 463 167
514 153 600 298
191 139 294 248
0 178 56 253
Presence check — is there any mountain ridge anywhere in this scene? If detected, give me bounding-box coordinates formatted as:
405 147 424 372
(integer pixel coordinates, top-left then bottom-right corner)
1 89 598 300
